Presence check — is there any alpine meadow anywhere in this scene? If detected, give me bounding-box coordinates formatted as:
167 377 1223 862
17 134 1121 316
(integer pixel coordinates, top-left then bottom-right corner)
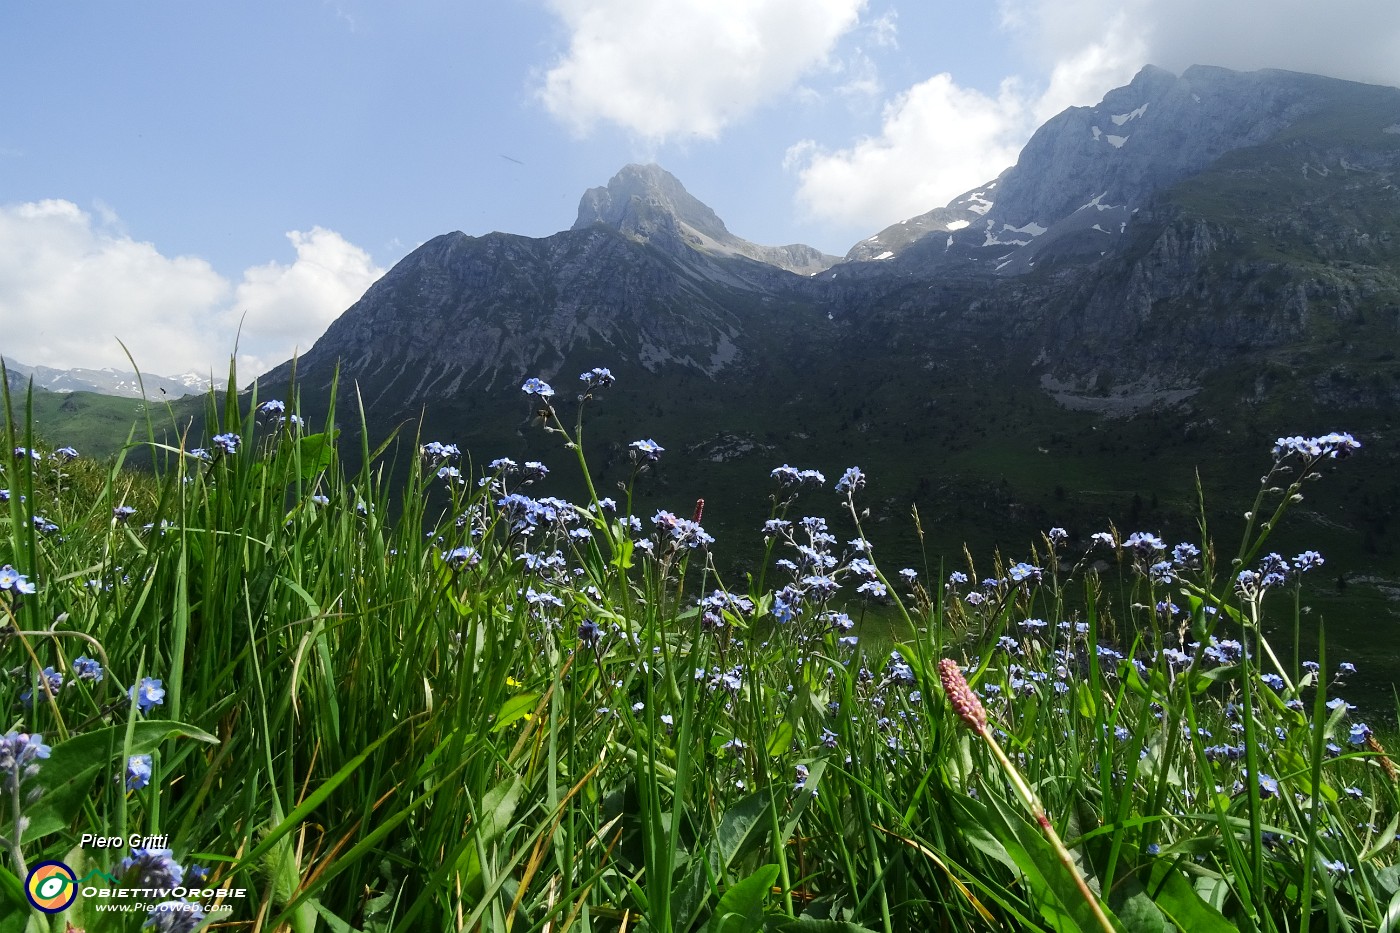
6 60 1400 933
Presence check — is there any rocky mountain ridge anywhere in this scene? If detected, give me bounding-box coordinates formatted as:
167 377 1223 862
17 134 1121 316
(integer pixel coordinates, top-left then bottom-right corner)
573 163 839 275
262 64 1400 427
254 64 1400 554
848 65 1395 275
3 357 225 398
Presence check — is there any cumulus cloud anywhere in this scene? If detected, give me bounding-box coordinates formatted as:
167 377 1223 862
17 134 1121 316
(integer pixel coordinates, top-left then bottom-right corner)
787 74 1032 230
0 200 383 379
1026 9 1146 123
790 0 1400 234
0 200 231 375
230 228 384 374
539 0 866 140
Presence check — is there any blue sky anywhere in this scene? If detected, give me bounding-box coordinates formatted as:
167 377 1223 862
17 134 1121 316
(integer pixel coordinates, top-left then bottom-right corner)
4 0 1399 377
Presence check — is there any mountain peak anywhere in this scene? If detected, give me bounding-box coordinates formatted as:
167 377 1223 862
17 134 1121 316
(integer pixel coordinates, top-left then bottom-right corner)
573 163 731 242
845 63 1400 271
573 163 838 275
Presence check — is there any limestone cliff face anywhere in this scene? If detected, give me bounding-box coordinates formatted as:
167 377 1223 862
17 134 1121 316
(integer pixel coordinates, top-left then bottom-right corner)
262 65 1400 422
263 224 762 409
574 163 839 276
852 66 1400 277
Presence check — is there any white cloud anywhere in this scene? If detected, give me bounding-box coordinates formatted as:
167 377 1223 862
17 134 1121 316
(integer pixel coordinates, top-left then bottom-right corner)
539 0 867 140
788 0 1400 235
1000 0 1400 108
0 200 231 376
832 48 884 100
1141 0 1400 89
866 9 897 48
0 200 383 379
1028 11 1146 123
787 74 1031 229
230 228 384 375
786 3 1147 232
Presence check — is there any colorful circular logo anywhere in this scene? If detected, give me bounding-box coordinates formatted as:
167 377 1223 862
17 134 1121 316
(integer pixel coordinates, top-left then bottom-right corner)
25 860 78 913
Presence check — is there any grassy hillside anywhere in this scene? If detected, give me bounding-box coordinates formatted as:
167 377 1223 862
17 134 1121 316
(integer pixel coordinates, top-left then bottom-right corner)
3 385 207 464
19 354 1400 715
2 385 1395 930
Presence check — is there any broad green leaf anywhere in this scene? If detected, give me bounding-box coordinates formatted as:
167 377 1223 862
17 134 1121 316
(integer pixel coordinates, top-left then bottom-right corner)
717 791 775 869
765 718 796 758
0 863 29 933
491 692 541 732
1148 861 1236 932
1109 876 1171 933
1190 665 1242 693
950 793 1018 873
296 430 338 482
779 760 825 844
449 777 527 915
980 790 1121 933
1366 814 1400 862
610 534 634 570
1121 660 1154 701
1379 890 1400 932
309 898 362 933
24 721 219 843
477 774 523 847
1375 864 1400 898
707 863 780 933
674 790 773 931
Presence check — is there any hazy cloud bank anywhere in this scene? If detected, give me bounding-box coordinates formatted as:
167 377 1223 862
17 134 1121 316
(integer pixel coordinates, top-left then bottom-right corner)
0 200 384 378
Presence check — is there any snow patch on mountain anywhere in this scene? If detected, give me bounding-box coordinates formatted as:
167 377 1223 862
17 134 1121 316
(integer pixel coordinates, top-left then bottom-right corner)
982 221 1047 247
1077 193 1118 212
964 192 993 215
1111 103 1149 125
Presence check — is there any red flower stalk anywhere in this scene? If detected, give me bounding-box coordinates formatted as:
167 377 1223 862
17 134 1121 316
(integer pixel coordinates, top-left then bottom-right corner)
938 658 988 734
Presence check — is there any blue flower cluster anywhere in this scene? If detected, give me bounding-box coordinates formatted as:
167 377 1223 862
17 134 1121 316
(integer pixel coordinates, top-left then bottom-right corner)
114 848 208 930
629 439 664 463
0 730 50 793
771 465 825 487
130 677 166 714
211 433 240 455
579 367 615 389
0 564 36 595
651 509 713 550
1272 432 1361 462
126 754 153 791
